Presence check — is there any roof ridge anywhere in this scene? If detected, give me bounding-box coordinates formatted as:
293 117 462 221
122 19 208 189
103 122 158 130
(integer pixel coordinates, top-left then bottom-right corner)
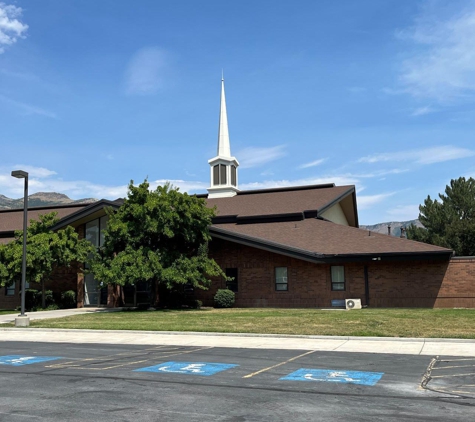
236 183 338 196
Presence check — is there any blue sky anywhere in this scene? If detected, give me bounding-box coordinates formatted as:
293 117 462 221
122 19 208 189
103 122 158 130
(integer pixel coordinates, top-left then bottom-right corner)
1 0 475 224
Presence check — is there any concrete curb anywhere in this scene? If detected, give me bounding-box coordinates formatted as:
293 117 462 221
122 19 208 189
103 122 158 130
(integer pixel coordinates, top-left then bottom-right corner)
1 327 474 343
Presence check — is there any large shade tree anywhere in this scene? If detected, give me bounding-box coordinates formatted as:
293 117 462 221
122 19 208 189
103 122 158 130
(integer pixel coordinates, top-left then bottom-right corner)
0 212 95 308
89 180 225 306
407 177 475 256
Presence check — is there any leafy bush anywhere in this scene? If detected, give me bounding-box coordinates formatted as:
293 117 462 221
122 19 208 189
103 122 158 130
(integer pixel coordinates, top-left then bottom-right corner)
188 299 202 309
213 289 235 308
60 290 76 309
24 289 56 311
45 304 59 311
37 290 55 308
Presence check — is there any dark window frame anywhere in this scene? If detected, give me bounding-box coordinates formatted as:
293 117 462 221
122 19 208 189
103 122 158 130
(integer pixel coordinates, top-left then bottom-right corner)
5 282 15 296
213 165 219 185
231 165 236 186
331 265 346 291
220 164 227 185
275 267 288 291
225 268 238 292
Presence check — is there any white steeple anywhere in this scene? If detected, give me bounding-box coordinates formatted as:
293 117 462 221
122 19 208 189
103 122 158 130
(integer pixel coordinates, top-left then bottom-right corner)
217 77 231 157
207 76 239 199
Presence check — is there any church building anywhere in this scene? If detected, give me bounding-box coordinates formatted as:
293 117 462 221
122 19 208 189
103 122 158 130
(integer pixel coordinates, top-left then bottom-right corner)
1 79 474 310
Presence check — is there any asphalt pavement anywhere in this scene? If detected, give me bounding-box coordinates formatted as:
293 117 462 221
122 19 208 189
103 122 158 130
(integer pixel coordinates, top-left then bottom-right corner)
1 308 475 421
0 341 474 421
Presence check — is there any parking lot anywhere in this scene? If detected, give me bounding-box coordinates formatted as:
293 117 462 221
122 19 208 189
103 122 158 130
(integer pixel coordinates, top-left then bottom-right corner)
1 341 474 421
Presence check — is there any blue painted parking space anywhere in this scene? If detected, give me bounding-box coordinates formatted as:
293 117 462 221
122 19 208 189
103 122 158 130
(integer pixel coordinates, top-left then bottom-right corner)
134 361 239 376
0 355 62 366
281 368 384 386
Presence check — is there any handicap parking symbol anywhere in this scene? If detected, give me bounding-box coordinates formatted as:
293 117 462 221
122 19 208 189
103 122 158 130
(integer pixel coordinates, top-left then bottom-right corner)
0 355 61 366
281 368 384 386
134 361 238 376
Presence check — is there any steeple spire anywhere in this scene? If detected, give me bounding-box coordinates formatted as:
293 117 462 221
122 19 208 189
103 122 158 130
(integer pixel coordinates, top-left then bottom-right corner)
207 75 240 199
217 76 231 157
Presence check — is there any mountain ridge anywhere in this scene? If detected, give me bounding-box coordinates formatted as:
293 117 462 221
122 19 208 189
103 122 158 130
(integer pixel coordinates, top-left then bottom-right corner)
360 219 423 237
0 192 97 210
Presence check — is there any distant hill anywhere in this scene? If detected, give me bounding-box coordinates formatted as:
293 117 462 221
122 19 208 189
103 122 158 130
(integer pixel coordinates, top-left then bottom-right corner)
360 219 423 237
0 192 97 210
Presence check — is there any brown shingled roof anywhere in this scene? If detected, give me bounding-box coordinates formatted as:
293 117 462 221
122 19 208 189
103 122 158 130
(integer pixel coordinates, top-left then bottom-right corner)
0 205 89 232
210 218 452 260
205 185 354 218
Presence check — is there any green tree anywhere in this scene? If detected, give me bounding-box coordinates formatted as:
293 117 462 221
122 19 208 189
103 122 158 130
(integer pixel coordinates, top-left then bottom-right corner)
89 180 225 306
407 177 475 256
0 212 95 308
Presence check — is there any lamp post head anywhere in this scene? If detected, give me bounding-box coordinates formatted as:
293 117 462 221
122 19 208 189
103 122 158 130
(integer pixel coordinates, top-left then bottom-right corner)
11 170 28 179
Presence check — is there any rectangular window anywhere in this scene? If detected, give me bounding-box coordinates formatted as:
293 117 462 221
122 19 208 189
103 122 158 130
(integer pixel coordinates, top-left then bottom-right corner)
231 165 236 186
86 219 100 248
99 215 109 247
220 164 227 185
213 165 219 185
5 282 15 296
331 266 345 291
225 268 238 292
275 267 288 291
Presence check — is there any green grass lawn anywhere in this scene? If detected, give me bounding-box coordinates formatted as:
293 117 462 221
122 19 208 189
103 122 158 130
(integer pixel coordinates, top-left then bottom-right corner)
0 310 16 315
24 308 475 338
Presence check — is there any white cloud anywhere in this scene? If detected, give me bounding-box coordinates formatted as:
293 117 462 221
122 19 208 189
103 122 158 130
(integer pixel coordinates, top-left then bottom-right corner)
0 95 57 118
0 2 28 53
124 47 168 95
411 106 436 116
298 158 327 169
397 2 475 102
359 145 475 165
0 167 127 199
238 145 286 169
240 175 360 191
11 165 57 178
357 193 395 210
386 204 420 221
150 179 207 193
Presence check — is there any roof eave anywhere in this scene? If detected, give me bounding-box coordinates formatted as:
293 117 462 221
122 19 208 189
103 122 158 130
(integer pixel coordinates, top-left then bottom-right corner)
209 226 453 264
51 199 122 230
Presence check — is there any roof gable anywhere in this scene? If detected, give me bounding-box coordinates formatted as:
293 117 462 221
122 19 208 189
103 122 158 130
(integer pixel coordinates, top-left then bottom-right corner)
204 184 358 226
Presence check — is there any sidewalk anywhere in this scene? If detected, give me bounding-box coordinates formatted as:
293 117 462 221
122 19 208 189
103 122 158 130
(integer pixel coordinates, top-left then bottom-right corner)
1 308 474 357
0 307 121 324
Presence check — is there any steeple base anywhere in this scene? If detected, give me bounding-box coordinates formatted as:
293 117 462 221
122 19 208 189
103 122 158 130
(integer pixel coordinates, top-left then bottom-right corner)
207 186 239 199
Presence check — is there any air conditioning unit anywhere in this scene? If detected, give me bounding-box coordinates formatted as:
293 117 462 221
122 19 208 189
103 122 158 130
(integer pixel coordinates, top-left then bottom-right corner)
345 299 362 310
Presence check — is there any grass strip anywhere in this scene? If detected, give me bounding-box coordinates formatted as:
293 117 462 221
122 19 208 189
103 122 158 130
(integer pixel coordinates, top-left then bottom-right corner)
21 308 475 339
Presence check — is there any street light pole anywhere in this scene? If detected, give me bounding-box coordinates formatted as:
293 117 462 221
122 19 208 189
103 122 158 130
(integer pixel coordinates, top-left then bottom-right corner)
11 170 29 327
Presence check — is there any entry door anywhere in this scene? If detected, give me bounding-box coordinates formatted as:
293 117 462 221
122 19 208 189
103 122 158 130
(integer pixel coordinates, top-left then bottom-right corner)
84 273 99 306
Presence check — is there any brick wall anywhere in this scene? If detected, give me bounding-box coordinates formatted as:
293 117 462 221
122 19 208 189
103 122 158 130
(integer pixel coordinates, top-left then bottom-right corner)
3 236 475 310
0 224 85 310
195 238 475 308
197 238 368 308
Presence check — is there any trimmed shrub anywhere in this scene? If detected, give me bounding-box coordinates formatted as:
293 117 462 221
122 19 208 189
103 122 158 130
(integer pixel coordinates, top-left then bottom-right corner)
188 299 202 309
45 304 59 311
37 290 55 308
60 290 76 309
213 289 235 308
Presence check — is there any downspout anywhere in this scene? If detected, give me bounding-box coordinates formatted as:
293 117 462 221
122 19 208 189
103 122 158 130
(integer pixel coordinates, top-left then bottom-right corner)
364 265 370 307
